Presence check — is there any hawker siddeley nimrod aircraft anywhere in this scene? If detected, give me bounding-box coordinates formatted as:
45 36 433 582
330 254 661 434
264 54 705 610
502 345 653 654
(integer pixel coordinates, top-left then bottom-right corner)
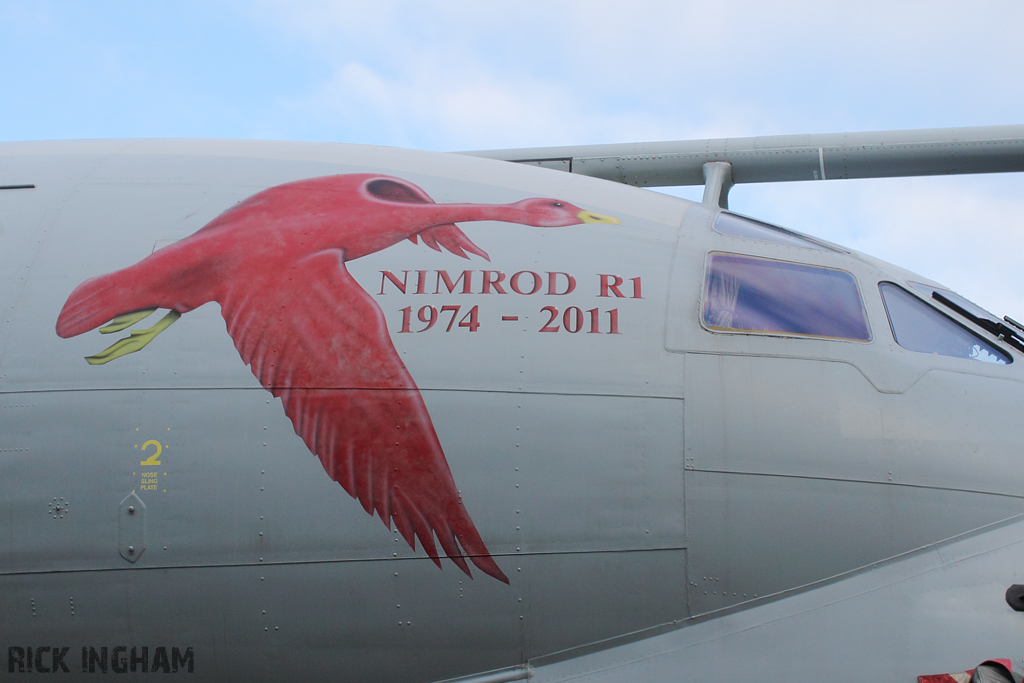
2 126 1024 682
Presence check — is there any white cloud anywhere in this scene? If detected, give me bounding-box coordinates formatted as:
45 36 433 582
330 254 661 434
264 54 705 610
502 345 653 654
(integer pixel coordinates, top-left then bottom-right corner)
279 48 674 148
246 0 1024 149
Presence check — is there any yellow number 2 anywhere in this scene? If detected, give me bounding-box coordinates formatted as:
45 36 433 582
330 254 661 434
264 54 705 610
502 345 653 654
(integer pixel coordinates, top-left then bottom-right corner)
140 440 163 466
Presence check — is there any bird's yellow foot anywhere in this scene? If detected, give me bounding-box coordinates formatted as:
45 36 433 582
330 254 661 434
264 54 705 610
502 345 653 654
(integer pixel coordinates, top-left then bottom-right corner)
99 308 158 334
86 310 181 365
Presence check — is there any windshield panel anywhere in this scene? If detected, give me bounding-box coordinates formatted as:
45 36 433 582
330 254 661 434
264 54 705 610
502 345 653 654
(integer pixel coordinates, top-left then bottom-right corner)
879 283 1010 364
713 212 837 252
703 253 871 341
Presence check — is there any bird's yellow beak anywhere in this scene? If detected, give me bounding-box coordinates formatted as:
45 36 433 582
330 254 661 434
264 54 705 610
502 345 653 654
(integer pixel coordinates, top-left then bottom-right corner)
577 210 620 225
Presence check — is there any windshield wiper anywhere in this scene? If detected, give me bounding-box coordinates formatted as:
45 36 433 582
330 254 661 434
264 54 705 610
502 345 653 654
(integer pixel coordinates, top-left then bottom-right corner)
932 291 1024 354
1004 315 1024 335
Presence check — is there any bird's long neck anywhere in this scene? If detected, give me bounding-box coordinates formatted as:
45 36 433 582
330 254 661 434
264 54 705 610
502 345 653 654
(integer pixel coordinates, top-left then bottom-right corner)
415 203 527 225
342 202 531 261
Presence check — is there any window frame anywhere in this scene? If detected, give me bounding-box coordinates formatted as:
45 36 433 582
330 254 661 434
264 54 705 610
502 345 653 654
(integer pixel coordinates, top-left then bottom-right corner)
698 251 873 343
712 210 847 253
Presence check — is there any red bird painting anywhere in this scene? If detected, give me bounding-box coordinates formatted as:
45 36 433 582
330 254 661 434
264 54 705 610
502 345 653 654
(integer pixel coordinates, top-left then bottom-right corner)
56 173 619 583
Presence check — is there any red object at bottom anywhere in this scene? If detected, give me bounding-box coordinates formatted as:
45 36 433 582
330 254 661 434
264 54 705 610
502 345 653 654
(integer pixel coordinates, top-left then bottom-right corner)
918 673 974 683
919 660 1016 683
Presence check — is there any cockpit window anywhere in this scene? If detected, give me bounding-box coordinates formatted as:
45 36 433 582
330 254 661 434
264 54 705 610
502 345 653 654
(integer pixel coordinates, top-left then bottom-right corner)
879 283 1011 364
703 253 871 341
713 212 840 252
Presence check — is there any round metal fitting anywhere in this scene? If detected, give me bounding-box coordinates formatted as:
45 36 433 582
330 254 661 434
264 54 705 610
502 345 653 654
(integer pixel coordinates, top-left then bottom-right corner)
1006 584 1024 611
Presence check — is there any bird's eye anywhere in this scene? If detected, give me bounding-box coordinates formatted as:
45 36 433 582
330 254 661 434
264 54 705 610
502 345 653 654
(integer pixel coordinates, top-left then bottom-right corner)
553 202 563 207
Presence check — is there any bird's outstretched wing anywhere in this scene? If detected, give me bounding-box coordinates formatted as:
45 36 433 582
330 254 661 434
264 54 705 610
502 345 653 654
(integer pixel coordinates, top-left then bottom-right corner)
410 224 490 261
219 248 508 583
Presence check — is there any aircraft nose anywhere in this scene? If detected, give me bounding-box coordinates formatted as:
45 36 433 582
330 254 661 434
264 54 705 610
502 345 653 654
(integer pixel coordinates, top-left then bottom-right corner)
577 210 620 224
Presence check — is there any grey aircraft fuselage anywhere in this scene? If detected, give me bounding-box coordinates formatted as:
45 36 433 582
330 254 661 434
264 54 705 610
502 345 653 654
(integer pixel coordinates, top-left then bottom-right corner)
1 136 1024 682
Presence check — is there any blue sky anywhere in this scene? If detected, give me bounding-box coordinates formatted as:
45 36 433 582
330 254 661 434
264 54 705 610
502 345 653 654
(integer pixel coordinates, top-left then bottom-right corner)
4 0 1024 314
